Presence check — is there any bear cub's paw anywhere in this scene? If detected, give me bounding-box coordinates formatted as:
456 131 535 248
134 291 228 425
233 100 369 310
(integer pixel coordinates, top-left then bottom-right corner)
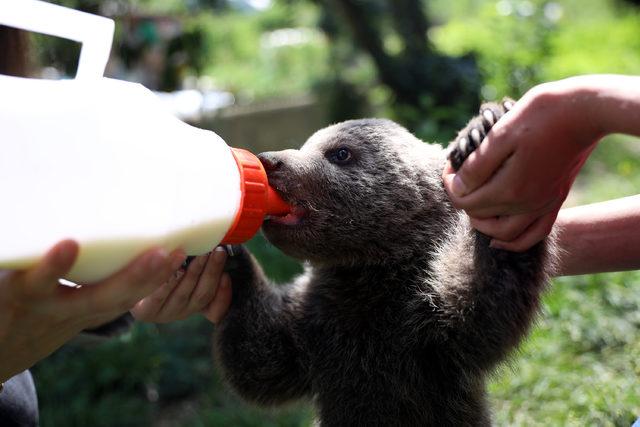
221 245 258 286
447 97 514 171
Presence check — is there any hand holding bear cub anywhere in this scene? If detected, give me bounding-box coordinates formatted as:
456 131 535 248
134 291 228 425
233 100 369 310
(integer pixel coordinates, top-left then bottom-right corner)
211 106 555 426
444 75 640 253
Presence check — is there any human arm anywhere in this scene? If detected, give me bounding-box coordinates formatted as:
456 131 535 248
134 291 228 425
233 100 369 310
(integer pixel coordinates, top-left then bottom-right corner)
443 74 640 252
553 195 640 276
0 240 185 382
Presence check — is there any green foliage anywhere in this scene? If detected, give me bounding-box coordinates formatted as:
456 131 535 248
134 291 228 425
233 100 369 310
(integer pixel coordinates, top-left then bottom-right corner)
34 324 163 426
28 1 328 97
190 397 312 427
190 7 330 101
576 135 640 203
544 13 640 80
491 271 640 426
29 33 81 77
431 0 556 98
431 0 640 98
307 0 481 142
34 311 311 426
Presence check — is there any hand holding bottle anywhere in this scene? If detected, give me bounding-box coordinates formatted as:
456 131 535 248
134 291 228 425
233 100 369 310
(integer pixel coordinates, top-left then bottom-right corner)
0 240 184 382
132 248 232 324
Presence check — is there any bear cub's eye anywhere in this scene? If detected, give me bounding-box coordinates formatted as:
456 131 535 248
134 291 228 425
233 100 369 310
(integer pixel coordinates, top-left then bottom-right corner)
327 147 353 165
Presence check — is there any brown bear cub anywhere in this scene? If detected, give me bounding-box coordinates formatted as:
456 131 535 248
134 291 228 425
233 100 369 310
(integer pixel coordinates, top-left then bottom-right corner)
214 101 555 426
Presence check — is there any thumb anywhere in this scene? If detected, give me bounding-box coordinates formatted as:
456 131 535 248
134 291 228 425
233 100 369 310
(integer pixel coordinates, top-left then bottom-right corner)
23 240 79 295
444 124 515 198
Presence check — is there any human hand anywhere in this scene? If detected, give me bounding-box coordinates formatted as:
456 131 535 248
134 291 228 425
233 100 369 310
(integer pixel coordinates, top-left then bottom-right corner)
131 247 232 324
443 77 604 251
0 240 185 381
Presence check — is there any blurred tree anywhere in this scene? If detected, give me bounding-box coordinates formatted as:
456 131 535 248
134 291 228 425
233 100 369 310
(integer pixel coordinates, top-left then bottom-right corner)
431 0 640 101
308 0 480 138
0 26 32 76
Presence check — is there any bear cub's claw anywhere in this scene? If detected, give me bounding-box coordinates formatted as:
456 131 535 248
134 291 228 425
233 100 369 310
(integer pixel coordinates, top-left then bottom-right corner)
447 98 514 171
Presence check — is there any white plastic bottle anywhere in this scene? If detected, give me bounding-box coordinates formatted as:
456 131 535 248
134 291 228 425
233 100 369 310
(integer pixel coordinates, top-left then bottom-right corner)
0 0 290 282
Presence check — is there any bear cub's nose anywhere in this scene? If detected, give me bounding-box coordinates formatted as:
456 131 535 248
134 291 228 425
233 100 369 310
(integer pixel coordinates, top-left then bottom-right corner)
258 152 283 172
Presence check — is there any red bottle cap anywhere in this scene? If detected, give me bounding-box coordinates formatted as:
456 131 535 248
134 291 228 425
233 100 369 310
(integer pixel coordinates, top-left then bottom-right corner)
221 148 291 244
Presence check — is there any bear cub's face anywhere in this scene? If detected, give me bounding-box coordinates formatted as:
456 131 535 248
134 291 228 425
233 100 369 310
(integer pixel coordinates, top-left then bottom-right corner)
258 119 447 266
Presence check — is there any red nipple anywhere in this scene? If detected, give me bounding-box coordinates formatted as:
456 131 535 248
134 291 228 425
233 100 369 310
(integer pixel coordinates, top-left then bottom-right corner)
221 148 292 244
266 185 291 216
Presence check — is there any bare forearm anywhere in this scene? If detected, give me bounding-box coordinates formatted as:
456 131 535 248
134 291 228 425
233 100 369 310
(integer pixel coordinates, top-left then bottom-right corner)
553 195 640 276
586 75 640 138
540 75 640 142
552 77 640 276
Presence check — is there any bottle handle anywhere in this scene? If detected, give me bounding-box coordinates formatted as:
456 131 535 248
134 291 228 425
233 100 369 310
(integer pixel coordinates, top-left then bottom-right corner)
0 0 114 80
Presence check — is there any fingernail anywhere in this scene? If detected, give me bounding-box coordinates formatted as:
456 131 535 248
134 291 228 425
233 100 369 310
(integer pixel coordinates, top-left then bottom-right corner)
214 246 225 252
148 250 168 271
489 240 503 250
451 175 468 197
213 248 227 262
170 250 187 270
442 161 454 175
55 243 76 265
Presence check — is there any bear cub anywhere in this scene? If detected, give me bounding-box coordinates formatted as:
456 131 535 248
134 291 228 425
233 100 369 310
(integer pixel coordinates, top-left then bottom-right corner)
214 101 555 426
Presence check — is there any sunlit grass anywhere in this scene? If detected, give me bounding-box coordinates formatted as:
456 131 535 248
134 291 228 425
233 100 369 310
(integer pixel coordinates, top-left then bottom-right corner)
490 272 640 426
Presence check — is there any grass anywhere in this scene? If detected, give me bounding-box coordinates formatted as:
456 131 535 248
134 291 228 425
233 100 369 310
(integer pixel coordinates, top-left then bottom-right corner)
490 271 640 426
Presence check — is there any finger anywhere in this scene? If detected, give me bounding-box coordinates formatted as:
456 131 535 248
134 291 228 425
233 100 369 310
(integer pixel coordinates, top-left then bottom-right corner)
468 198 560 241
470 214 539 242
22 240 79 296
130 270 184 321
110 248 186 299
441 161 455 180
445 123 516 197
445 151 558 218
203 273 232 324
489 211 558 252
187 247 227 313
444 173 513 218
64 248 184 316
158 253 209 318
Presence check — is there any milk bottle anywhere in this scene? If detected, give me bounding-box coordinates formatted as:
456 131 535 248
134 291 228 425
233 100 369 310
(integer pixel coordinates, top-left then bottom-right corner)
0 0 290 283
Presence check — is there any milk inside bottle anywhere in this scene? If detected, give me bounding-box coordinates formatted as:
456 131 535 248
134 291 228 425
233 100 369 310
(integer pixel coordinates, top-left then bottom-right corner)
0 0 290 283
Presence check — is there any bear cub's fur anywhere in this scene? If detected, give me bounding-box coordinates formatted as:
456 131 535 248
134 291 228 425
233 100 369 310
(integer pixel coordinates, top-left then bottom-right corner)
214 102 555 426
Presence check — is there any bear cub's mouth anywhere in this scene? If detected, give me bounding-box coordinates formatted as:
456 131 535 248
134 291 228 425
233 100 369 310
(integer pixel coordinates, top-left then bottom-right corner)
264 205 309 226
264 185 309 226
265 204 308 226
